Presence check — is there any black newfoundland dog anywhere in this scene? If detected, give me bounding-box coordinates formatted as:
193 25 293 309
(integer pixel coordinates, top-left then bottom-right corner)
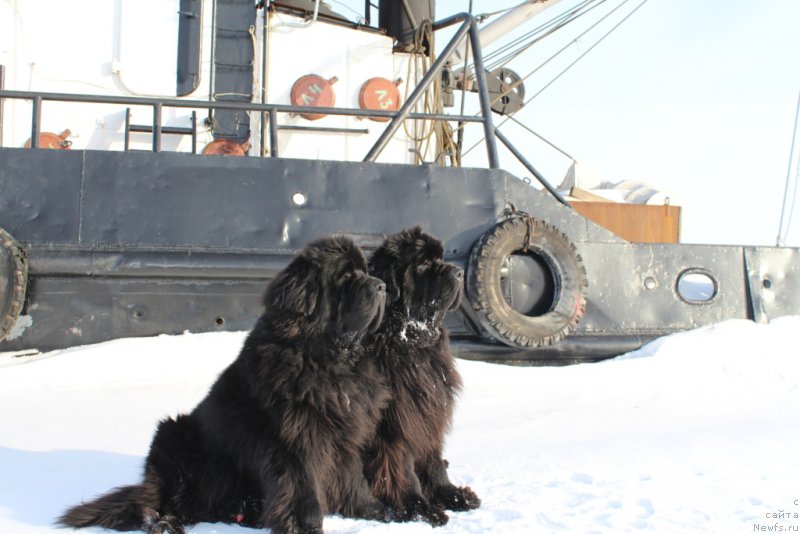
363 227 481 526
59 235 390 534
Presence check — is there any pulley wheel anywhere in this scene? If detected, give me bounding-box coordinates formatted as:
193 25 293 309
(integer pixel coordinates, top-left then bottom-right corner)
487 67 525 115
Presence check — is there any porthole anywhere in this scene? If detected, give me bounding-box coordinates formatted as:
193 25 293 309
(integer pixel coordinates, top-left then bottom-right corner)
676 270 718 303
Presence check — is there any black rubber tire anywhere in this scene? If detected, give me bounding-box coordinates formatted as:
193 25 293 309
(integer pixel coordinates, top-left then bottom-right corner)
466 217 588 348
1 228 28 342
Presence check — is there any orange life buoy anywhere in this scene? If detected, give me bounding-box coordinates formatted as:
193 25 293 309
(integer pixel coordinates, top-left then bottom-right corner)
358 77 402 122
202 139 251 156
24 129 72 149
290 75 337 121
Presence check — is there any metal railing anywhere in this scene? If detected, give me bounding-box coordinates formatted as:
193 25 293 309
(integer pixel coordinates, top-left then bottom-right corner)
0 15 494 160
0 13 569 204
0 89 485 156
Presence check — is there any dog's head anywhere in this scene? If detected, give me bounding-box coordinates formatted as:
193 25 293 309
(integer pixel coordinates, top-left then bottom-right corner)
369 227 463 343
263 236 386 348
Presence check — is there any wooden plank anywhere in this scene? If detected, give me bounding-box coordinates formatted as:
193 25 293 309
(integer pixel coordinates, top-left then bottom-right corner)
571 201 681 243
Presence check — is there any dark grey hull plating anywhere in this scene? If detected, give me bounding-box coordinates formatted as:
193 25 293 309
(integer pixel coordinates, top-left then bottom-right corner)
1 147 798 362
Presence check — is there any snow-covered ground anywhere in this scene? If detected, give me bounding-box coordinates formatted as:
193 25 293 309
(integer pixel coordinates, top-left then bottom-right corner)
2 317 799 533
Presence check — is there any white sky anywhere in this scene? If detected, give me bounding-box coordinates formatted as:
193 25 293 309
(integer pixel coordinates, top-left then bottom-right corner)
338 0 800 246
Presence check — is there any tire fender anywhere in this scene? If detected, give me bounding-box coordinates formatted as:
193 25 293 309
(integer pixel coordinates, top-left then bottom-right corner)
466 216 588 348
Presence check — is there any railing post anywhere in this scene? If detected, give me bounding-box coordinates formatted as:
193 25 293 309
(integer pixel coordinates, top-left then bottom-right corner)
260 111 268 157
269 108 279 158
30 96 42 148
468 19 499 169
152 103 162 152
190 110 197 154
124 108 131 151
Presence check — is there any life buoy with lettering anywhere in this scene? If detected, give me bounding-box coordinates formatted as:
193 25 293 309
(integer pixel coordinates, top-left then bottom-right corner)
466 216 588 348
0 228 28 342
358 77 402 122
290 74 337 121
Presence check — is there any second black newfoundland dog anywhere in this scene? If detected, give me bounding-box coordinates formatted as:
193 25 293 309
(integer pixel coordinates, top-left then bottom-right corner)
364 227 481 526
59 236 390 534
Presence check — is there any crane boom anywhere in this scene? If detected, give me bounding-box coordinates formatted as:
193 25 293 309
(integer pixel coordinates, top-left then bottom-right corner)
446 0 565 66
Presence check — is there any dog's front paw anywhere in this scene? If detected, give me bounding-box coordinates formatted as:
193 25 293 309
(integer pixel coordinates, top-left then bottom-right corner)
365 501 392 523
274 516 323 534
400 495 448 527
142 510 185 534
434 484 481 511
419 502 449 527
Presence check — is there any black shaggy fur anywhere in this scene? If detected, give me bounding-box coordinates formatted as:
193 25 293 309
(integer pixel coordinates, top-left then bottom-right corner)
58 236 391 534
363 227 481 527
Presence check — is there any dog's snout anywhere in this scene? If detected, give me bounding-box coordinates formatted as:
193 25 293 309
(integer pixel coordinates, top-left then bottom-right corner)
451 267 464 281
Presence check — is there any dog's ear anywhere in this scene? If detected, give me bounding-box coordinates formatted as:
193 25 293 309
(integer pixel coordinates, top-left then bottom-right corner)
368 248 401 303
263 257 319 316
406 225 443 261
405 225 424 239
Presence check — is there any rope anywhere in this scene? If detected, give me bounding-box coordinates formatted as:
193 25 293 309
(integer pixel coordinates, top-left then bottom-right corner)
461 0 650 161
506 114 573 160
401 20 460 166
483 0 606 72
777 90 800 245
524 0 649 103
447 0 617 160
